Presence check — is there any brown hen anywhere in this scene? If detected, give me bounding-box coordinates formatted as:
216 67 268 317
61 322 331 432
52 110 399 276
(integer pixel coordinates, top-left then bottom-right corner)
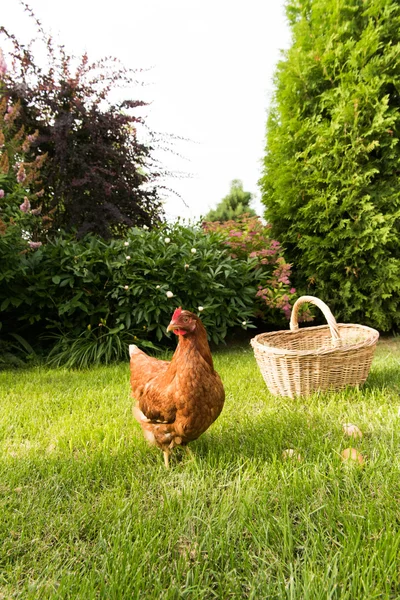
130 308 225 467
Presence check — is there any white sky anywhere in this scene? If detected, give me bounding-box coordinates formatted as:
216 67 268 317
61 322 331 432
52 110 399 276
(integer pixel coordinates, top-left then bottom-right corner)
3 1 291 221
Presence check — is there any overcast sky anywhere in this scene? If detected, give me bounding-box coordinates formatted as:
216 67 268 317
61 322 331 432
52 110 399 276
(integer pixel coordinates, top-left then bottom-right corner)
3 1 291 221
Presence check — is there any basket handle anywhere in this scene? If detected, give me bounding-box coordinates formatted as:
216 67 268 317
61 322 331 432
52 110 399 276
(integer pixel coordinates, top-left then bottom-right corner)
290 295 341 345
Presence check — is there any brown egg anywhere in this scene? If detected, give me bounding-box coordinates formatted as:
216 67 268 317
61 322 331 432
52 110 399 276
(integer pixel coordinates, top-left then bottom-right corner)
341 447 364 465
282 448 302 462
342 423 363 438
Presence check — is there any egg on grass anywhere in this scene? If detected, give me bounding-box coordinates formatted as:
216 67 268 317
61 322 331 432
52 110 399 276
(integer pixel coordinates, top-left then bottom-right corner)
341 447 364 466
342 423 363 438
282 448 302 462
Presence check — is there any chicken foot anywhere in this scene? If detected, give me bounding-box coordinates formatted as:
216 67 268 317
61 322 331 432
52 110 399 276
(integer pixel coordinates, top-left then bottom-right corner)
162 444 193 469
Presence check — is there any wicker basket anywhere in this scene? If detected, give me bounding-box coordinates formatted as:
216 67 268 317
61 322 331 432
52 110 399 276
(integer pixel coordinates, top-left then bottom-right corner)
251 295 379 398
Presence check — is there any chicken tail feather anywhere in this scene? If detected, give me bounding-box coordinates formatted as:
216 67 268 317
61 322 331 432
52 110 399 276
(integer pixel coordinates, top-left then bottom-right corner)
129 344 140 357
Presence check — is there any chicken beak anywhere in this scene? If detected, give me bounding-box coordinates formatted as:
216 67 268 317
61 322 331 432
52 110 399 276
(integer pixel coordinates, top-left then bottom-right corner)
166 322 175 332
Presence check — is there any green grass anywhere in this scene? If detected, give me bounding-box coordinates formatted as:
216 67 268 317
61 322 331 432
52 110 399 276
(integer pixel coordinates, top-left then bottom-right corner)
0 338 399 599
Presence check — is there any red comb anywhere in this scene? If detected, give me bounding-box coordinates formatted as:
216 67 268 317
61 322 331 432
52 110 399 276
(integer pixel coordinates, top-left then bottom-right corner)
172 307 182 321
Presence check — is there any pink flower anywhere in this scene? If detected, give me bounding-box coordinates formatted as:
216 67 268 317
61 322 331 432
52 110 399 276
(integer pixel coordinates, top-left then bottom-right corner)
28 241 42 249
22 132 38 153
0 189 4 198
290 288 296 294
20 197 31 213
16 165 26 183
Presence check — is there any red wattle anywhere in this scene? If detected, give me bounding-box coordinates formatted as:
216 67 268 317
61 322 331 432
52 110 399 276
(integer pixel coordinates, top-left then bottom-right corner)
173 329 187 335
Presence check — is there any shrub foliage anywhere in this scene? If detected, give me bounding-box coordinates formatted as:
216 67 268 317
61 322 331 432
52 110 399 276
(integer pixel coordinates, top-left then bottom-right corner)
1 6 164 239
204 179 256 222
260 0 400 330
203 215 309 323
0 91 48 241
0 220 300 366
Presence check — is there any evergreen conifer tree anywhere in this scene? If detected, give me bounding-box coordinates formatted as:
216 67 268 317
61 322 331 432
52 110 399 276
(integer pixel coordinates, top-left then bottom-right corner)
204 179 256 222
260 0 400 330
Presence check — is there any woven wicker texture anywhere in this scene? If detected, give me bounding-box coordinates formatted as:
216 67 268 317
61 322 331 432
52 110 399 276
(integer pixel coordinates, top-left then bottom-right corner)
251 296 379 398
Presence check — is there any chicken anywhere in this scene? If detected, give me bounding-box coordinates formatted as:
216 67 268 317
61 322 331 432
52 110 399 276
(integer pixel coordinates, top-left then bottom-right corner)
129 307 225 467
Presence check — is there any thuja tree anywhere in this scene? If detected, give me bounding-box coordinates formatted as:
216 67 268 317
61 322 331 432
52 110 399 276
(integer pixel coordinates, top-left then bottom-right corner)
260 0 400 330
1 7 164 238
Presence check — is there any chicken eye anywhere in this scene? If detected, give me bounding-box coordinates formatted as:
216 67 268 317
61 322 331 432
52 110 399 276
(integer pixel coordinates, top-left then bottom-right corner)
183 316 189 323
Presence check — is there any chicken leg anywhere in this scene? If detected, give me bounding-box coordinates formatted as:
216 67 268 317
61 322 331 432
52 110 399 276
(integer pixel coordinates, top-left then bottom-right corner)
163 449 170 469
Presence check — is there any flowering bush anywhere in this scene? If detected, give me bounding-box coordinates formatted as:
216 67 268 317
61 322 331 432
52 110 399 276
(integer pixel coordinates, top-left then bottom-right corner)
0 50 48 250
1 216 311 366
203 215 313 323
1 8 164 238
0 48 49 364
0 222 264 366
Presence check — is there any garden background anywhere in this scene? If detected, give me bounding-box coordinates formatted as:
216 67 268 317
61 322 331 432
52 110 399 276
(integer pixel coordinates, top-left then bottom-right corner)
0 1 400 597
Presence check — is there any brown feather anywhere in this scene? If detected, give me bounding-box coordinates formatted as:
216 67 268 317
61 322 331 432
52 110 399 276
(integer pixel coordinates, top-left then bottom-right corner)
130 311 225 464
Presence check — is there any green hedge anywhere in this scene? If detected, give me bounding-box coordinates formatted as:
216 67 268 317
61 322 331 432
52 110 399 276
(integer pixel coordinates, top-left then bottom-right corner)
260 0 400 331
1 221 295 366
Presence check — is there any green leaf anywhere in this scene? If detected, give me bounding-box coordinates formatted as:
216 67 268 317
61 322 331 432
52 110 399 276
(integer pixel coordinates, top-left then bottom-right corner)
1 298 11 311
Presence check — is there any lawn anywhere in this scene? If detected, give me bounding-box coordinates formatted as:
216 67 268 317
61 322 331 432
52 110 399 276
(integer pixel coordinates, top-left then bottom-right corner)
0 338 399 599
